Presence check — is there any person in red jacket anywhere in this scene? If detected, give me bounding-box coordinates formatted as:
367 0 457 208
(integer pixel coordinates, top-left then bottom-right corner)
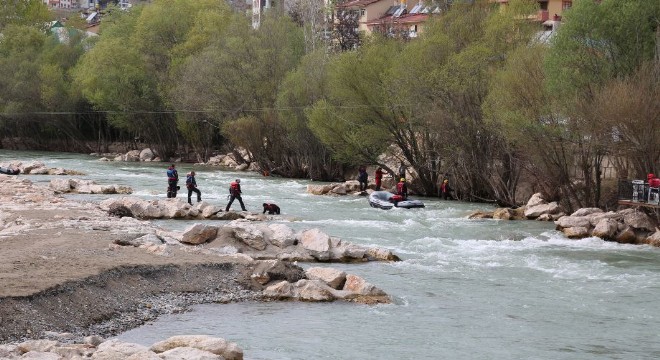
262 203 280 215
440 179 455 200
225 179 247 212
374 167 384 191
396 178 408 200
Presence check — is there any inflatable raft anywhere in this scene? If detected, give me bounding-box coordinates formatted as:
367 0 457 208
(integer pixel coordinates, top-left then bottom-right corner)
0 167 20 175
368 191 425 210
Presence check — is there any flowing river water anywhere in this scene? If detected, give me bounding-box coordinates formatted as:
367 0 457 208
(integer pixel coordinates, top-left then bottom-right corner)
2 150 659 359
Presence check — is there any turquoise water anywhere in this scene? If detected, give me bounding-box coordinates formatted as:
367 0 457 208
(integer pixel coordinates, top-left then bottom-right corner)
2 150 659 359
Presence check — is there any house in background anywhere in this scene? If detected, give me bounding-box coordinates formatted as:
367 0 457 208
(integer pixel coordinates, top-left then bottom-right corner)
336 0 393 34
366 1 440 38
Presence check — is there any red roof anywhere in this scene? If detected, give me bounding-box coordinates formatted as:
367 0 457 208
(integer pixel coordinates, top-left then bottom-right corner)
366 13 429 26
337 0 382 8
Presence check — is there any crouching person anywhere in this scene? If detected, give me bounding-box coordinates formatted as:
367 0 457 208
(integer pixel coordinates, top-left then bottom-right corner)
263 203 280 215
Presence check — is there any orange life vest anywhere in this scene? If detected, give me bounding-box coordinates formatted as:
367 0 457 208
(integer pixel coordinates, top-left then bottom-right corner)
230 181 240 196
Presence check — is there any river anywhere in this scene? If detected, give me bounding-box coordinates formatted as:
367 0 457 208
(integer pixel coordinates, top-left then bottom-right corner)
2 150 659 359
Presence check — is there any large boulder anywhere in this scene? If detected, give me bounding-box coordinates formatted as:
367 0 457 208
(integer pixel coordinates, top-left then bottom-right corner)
591 219 618 239
91 339 148 359
524 202 560 219
181 224 218 245
150 335 243 360
305 267 347 289
562 226 591 239
296 228 331 261
139 148 155 161
226 220 267 250
555 216 592 229
622 210 657 232
571 208 603 217
526 193 546 208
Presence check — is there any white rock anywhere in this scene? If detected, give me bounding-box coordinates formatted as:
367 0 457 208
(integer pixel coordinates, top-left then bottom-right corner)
92 339 148 359
150 335 242 360
181 224 218 245
305 267 347 289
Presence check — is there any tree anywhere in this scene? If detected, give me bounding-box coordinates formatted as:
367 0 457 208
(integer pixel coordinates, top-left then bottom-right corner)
0 0 50 32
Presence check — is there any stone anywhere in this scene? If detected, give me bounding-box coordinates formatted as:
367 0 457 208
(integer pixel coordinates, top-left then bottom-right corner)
526 193 546 207
615 227 637 244
17 340 58 353
306 267 347 289
343 274 387 296
592 219 618 239
83 335 104 346
226 221 267 250
524 202 560 219
267 223 296 248
151 335 243 360
642 230 660 247
297 228 331 261
622 210 657 232
330 185 347 195
20 351 61 359
181 224 218 245
570 207 603 217
139 148 155 161
467 211 493 219
554 216 592 229
125 350 161 359
91 339 148 359
562 226 591 239
49 179 73 193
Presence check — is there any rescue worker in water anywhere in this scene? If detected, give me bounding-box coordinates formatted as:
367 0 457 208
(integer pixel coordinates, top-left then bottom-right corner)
225 179 247 212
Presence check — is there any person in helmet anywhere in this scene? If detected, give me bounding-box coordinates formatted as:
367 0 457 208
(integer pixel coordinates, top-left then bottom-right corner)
262 203 281 215
186 171 202 205
166 164 179 198
396 178 408 200
441 179 454 200
226 178 247 211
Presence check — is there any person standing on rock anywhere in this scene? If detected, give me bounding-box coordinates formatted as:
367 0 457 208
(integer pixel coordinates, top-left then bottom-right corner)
166 164 179 198
396 178 408 200
374 167 383 191
226 179 247 211
358 165 368 192
186 171 202 205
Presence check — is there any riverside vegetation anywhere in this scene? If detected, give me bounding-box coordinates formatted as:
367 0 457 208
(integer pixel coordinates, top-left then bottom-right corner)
0 1 658 211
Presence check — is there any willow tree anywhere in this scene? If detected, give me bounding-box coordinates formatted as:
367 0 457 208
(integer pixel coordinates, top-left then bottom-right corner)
171 14 306 169
542 0 660 208
276 49 345 180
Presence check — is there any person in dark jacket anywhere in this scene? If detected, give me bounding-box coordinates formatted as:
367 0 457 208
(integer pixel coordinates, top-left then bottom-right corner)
226 179 247 211
166 164 179 198
262 203 281 215
358 165 368 191
186 171 201 204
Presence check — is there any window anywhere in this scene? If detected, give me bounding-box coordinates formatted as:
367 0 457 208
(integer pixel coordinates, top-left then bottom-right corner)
562 1 572 10
360 9 365 17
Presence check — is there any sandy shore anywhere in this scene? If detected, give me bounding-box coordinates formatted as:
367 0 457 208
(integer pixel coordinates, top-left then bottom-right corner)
0 175 278 343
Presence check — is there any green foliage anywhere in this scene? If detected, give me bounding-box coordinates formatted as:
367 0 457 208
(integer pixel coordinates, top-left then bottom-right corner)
0 0 51 31
546 0 660 99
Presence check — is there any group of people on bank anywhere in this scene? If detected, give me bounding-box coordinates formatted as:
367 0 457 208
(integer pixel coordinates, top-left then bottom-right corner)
358 162 455 200
165 164 279 214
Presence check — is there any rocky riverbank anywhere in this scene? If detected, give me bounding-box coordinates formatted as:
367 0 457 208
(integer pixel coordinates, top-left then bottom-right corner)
0 173 398 350
468 193 660 247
